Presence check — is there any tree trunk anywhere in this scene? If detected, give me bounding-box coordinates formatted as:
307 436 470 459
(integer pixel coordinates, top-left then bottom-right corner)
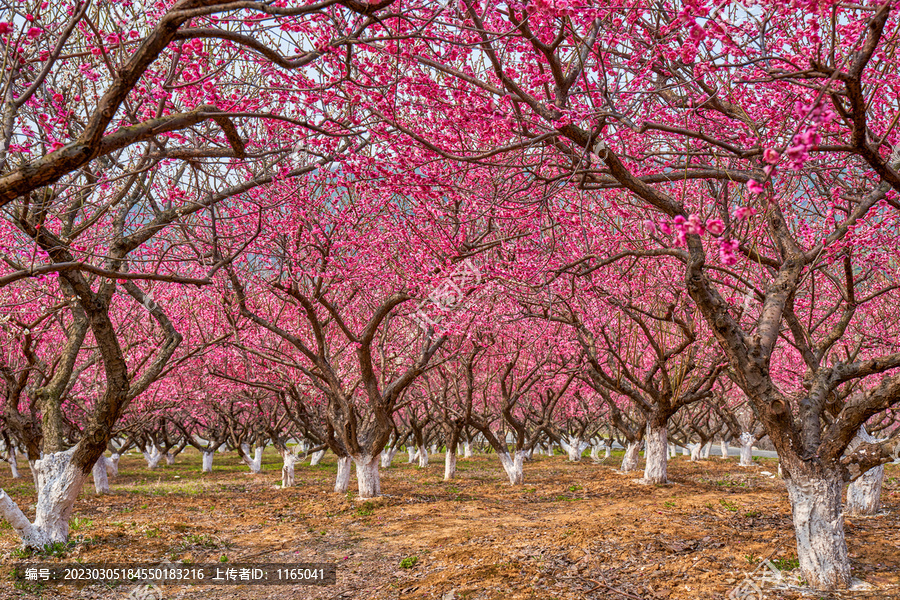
241 443 263 474
92 456 109 494
380 448 398 468
201 451 214 473
784 470 851 590
444 448 457 481
334 456 352 494
561 437 587 462
690 442 701 462
407 446 416 463
0 448 86 548
281 451 297 488
845 427 884 516
621 441 640 473
497 450 525 485
643 425 668 484
165 453 175 466
739 433 754 467
417 445 428 468
604 444 611 459
720 439 729 459
681 446 689 456
667 443 676 459
463 441 473 458
701 441 711 459
143 446 164 469
106 453 120 477
430 443 437 455
354 454 381 498
310 449 325 466
8 445 20 479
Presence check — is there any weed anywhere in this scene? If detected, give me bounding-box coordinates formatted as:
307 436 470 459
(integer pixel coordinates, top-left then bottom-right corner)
71 516 93 532
399 555 418 569
719 499 738 512
356 501 375 517
744 510 761 518
772 557 800 571
664 501 676 508
568 484 583 492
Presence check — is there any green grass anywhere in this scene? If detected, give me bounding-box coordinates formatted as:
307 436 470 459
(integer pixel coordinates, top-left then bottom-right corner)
70 516 93 532
719 499 738 512
772 557 800 571
399 555 418 569
355 501 375 517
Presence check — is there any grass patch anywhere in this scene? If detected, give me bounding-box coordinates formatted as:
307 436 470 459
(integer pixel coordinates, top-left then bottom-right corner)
399 555 418 569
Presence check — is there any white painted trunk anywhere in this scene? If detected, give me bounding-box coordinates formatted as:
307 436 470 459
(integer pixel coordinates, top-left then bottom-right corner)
681 446 689 456
165 452 175 466
0 448 87 548
444 450 457 481
310 449 325 466
497 451 525 485
604 444 611 459
739 432 754 467
621 441 640 473
8 446 19 478
463 442 473 458
143 446 163 470
241 443 263 474
701 441 712 459
589 444 599 460
667 443 676 459
846 427 884 516
92 456 109 494
720 439 729 458
784 472 851 590
643 425 668 484
281 452 297 488
218 445 227 453
334 456 352 494
690 443 701 462
407 446 416 463
106 453 120 477
353 455 381 498
380 448 398 468
201 451 214 473
561 437 588 462
417 445 428 468
430 444 437 455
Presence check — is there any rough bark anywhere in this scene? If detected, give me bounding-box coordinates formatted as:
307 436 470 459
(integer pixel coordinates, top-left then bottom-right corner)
845 427 884 516
309 449 325 466
739 432 755 467
281 451 298 488
497 450 525 485
353 454 381 498
643 425 668 484
784 471 851 590
380 447 398 468
444 448 457 481
201 451 214 473
416 445 428 468
621 441 640 473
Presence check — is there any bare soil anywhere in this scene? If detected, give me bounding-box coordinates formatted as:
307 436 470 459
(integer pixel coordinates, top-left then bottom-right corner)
1 449 898 600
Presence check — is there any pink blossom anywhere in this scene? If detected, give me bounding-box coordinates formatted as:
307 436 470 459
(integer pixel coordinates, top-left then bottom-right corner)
763 148 780 164
746 180 764 194
0 22 11 35
26 27 42 39
706 219 725 236
734 207 756 220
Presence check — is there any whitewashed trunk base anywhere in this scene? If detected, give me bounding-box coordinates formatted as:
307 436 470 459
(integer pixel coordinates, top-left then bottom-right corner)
143 447 164 470
846 427 885 516
444 451 457 481
334 456 352 494
380 448 398 468
498 451 525 485
309 450 325 466
720 440 729 459
92 457 109 494
643 426 668 484
106 453 120 477
354 455 381 498
281 452 297 488
785 472 851 590
201 451 214 473
621 442 640 473
701 442 711 459
417 445 428 468
406 447 416 463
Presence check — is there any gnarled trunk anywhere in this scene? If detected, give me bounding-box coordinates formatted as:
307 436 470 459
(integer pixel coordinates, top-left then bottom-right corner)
201 451 214 473
334 456 352 494
643 425 668 484
720 439 729 459
354 454 381 498
621 441 640 473
309 449 325 466
406 446 416 463
417 445 428 468
92 456 109 494
497 450 525 485
701 441 711 459
241 443 263 474
0 448 87 548
784 470 851 590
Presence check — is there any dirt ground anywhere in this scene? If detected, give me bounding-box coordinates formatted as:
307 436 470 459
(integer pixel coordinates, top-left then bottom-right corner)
1 449 898 600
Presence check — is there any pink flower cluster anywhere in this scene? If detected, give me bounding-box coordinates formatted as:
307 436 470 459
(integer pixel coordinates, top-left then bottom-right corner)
650 208 757 266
